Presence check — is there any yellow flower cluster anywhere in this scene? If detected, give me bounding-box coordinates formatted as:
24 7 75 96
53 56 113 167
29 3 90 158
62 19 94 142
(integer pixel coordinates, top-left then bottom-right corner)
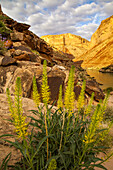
13 113 28 139
57 85 63 109
84 104 102 144
84 91 109 145
47 159 57 170
41 60 50 106
84 92 94 117
33 76 40 107
6 77 28 139
64 66 75 116
77 80 86 111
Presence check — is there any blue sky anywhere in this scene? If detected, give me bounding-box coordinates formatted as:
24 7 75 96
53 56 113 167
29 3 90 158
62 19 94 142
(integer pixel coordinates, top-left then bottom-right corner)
0 0 113 40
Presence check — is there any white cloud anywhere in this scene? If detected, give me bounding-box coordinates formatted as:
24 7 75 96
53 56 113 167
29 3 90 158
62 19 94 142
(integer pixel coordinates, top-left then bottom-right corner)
73 3 100 16
76 23 99 39
27 13 46 25
38 0 65 9
102 1 113 16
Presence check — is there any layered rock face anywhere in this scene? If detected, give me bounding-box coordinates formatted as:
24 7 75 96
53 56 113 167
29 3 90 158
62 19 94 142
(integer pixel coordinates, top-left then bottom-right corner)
74 15 113 69
41 33 90 58
90 15 113 48
74 36 113 69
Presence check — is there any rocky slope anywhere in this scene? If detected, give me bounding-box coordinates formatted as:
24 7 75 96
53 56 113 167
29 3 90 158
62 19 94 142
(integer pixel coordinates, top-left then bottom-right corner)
41 33 90 58
74 15 113 69
0 4 104 102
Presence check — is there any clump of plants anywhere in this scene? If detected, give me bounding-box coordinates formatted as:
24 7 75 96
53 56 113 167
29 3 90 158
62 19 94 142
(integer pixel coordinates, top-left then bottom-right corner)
0 14 11 37
0 14 12 55
0 16 12 55
0 20 11 37
1 60 113 169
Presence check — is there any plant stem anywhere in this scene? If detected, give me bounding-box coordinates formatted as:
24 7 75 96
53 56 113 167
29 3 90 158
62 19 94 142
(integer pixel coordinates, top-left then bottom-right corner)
59 110 65 151
44 106 49 160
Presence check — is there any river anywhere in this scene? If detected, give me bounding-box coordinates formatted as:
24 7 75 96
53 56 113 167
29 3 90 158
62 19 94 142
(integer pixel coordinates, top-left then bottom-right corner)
86 69 113 90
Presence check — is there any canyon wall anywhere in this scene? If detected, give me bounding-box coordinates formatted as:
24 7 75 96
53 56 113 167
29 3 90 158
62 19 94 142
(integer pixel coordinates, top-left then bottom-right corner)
41 33 90 58
42 15 113 69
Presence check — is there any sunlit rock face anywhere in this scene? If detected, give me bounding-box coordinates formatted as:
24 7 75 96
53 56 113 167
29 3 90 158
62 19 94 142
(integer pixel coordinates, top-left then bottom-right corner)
41 33 90 58
90 15 113 48
74 15 113 69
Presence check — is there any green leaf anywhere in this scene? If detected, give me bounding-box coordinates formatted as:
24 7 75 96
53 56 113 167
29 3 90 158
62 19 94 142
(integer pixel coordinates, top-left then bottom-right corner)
0 134 14 138
0 152 11 170
31 134 54 161
59 151 67 170
93 164 107 170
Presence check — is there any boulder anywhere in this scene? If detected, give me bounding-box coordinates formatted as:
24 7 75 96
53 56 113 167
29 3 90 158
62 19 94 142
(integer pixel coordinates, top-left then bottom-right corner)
0 61 52 98
1 56 16 66
47 67 66 103
10 31 24 41
14 45 32 53
13 42 22 47
13 22 30 32
14 53 30 61
0 56 4 65
8 67 34 97
0 65 17 93
13 45 41 62
85 80 105 101
23 30 54 62
14 49 22 56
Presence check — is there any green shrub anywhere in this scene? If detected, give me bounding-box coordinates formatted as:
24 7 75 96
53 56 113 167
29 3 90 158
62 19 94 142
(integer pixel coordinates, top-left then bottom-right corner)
1 60 113 169
0 15 9 21
0 20 11 37
0 17 12 55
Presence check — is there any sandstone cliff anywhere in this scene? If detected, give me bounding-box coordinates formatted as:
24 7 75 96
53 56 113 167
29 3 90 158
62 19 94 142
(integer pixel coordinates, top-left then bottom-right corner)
90 15 113 48
41 14 113 69
41 33 90 58
74 15 113 69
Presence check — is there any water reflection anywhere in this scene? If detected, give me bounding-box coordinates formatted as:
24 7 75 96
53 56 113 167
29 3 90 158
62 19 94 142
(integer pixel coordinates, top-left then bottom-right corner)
86 69 113 90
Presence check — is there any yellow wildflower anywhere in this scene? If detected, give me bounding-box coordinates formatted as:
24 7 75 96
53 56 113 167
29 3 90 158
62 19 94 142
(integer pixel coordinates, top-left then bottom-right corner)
41 60 50 106
77 80 86 111
57 84 63 109
47 159 57 170
6 77 28 139
32 76 40 107
84 91 109 145
64 66 75 116
84 92 94 117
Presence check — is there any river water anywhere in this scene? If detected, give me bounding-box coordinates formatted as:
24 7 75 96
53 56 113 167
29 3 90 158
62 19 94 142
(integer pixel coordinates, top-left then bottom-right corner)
86 69 113 90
